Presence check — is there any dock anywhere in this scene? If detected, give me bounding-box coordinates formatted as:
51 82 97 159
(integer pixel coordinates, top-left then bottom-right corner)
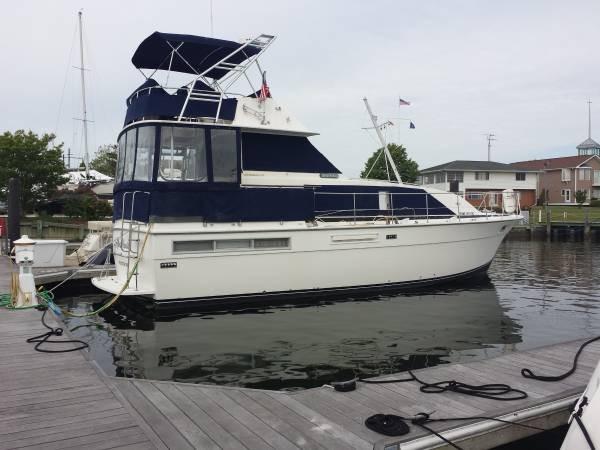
1 256 598 449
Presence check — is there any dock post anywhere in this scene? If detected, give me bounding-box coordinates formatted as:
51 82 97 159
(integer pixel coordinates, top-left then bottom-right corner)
7 178 21 252
546 209 551 239
584 210 591 239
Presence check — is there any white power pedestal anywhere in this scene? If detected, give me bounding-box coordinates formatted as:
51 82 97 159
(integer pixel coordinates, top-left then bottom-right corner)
13 235 38 308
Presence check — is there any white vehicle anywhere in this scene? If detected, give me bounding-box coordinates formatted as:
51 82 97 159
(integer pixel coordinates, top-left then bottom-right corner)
92 32 521 307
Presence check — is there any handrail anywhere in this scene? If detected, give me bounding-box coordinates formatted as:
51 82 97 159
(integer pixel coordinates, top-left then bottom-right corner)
313 190 520 224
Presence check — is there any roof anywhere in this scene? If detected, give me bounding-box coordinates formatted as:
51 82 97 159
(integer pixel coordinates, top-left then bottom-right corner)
131 32 261 79
576 137 600 149
420 160 537 174
511 155 600 170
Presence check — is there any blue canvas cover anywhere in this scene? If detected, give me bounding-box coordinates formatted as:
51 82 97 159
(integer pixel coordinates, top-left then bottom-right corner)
241 133 341 174
132 32 261 79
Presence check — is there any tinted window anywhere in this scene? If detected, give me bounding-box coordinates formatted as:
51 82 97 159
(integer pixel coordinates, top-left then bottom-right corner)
123 128 137 182
211 129 237 182
134 127 155 181
158 127 207 182
116 133 126 182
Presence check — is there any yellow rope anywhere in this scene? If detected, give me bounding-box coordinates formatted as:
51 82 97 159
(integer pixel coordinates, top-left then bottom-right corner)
61 223 153 318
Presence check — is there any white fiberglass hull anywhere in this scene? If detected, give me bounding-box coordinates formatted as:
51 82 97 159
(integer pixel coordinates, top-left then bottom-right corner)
92 215 519 304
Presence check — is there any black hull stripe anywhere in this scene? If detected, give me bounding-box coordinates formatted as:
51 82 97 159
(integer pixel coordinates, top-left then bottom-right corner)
149 261 493 309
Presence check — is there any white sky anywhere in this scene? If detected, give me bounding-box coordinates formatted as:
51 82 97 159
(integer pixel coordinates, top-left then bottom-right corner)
1 0 599 176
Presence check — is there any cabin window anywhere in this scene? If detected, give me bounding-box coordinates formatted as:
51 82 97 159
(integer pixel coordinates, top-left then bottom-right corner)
158 127 208 182
133 127 155 181
123 128 137 182
173 240 213 253
215 239 251 250
116 133 127 182
210 129 238 182
254 238 289 249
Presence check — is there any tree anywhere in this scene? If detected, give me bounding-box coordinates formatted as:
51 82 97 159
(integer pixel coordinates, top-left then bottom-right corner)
0 130 66 212
90 144 117 178
575 190 587 206
64 188 112 220
360 143 419 183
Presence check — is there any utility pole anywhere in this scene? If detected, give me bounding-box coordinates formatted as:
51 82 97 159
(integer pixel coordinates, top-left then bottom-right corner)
209 0 214 37
78 10 90 179
67 147 72 169
485 133 496 161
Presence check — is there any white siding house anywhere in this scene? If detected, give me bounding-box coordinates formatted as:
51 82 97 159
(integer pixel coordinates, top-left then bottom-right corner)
419 160 539 208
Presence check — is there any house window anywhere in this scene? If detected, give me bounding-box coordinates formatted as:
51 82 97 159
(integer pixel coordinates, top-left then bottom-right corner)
474 172 489 180
579 168 591 181
447 171 464 182
515 172 526 181
466 192 484 200
434 172 446 183
561 168 571 182
561 189 571 202
422 174 435 184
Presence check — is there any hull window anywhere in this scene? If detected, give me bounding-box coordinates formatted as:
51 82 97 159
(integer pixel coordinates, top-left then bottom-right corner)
210 129 238 182
172 237 290 254
254 238 289 249
173 240 213 253
215 239 251 250
159 127 208 182
133 126 155 181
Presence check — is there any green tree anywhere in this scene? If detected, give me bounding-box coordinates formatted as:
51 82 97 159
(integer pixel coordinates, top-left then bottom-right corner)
0 130 66 212
360 143 419 183
90 144 117 178
64 193 112 220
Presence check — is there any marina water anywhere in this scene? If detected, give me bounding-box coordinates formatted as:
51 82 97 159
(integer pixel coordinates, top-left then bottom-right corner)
56 237 600 391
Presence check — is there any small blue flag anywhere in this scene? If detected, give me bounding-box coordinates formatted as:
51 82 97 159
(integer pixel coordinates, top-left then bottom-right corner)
409 121 416 129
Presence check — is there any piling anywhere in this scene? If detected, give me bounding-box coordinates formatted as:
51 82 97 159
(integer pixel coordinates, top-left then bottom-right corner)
546 209 551 239
7 177 21 251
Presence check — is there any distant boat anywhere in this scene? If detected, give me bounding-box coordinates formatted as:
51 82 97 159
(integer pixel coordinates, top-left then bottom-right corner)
92 32 521 305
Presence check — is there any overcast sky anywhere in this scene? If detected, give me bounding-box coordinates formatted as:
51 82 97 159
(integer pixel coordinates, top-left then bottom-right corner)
2 0 599 176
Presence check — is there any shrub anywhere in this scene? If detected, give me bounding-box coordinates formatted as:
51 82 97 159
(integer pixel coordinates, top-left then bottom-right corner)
64 194 112 220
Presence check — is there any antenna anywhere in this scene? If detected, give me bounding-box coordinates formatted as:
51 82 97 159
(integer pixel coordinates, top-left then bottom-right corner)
485 133 496 161
209 0 214 37
588 100 592 139
363 98 402 183
77 10 90 178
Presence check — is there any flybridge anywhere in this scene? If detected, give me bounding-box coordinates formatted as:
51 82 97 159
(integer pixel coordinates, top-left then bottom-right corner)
126 32 276 124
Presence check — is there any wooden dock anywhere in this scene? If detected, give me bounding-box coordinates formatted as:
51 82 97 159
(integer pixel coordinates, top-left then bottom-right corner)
1 255 598 449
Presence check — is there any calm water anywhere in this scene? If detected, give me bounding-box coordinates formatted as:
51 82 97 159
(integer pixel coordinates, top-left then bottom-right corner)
56 237 600 391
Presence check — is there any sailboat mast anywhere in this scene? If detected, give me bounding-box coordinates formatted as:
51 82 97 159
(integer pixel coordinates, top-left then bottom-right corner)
78 10 90 178
363 98 401 183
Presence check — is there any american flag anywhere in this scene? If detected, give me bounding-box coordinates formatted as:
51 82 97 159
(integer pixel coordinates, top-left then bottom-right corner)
259 71 271 102
399 97 411 106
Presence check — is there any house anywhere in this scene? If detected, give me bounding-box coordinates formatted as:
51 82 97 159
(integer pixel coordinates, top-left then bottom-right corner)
418 160 539 208
512 155 600 204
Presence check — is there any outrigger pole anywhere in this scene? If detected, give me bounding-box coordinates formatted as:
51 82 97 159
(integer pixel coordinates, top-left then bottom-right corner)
363 98 402 183
77 10 90 178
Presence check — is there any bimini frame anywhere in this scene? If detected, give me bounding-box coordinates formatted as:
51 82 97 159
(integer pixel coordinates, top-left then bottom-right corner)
137 34 276 123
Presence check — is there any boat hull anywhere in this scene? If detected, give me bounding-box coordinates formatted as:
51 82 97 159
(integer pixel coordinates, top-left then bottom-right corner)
92 215 519 304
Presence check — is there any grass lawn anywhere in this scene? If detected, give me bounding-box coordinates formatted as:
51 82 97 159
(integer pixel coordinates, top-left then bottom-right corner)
529 206 600 224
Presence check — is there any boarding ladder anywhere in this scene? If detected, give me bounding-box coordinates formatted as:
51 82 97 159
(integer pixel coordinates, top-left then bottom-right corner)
116 191 150 291
178 34 276 122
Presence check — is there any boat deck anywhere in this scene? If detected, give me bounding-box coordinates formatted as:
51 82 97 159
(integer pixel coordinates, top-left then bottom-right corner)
0 256 597 449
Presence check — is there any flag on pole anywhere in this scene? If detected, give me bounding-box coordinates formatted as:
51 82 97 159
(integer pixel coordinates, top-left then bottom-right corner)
399 97 411 106
259 71 271 102
409 121 416 129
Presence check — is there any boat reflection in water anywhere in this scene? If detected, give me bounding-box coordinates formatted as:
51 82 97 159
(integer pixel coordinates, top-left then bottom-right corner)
61 279 521 391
